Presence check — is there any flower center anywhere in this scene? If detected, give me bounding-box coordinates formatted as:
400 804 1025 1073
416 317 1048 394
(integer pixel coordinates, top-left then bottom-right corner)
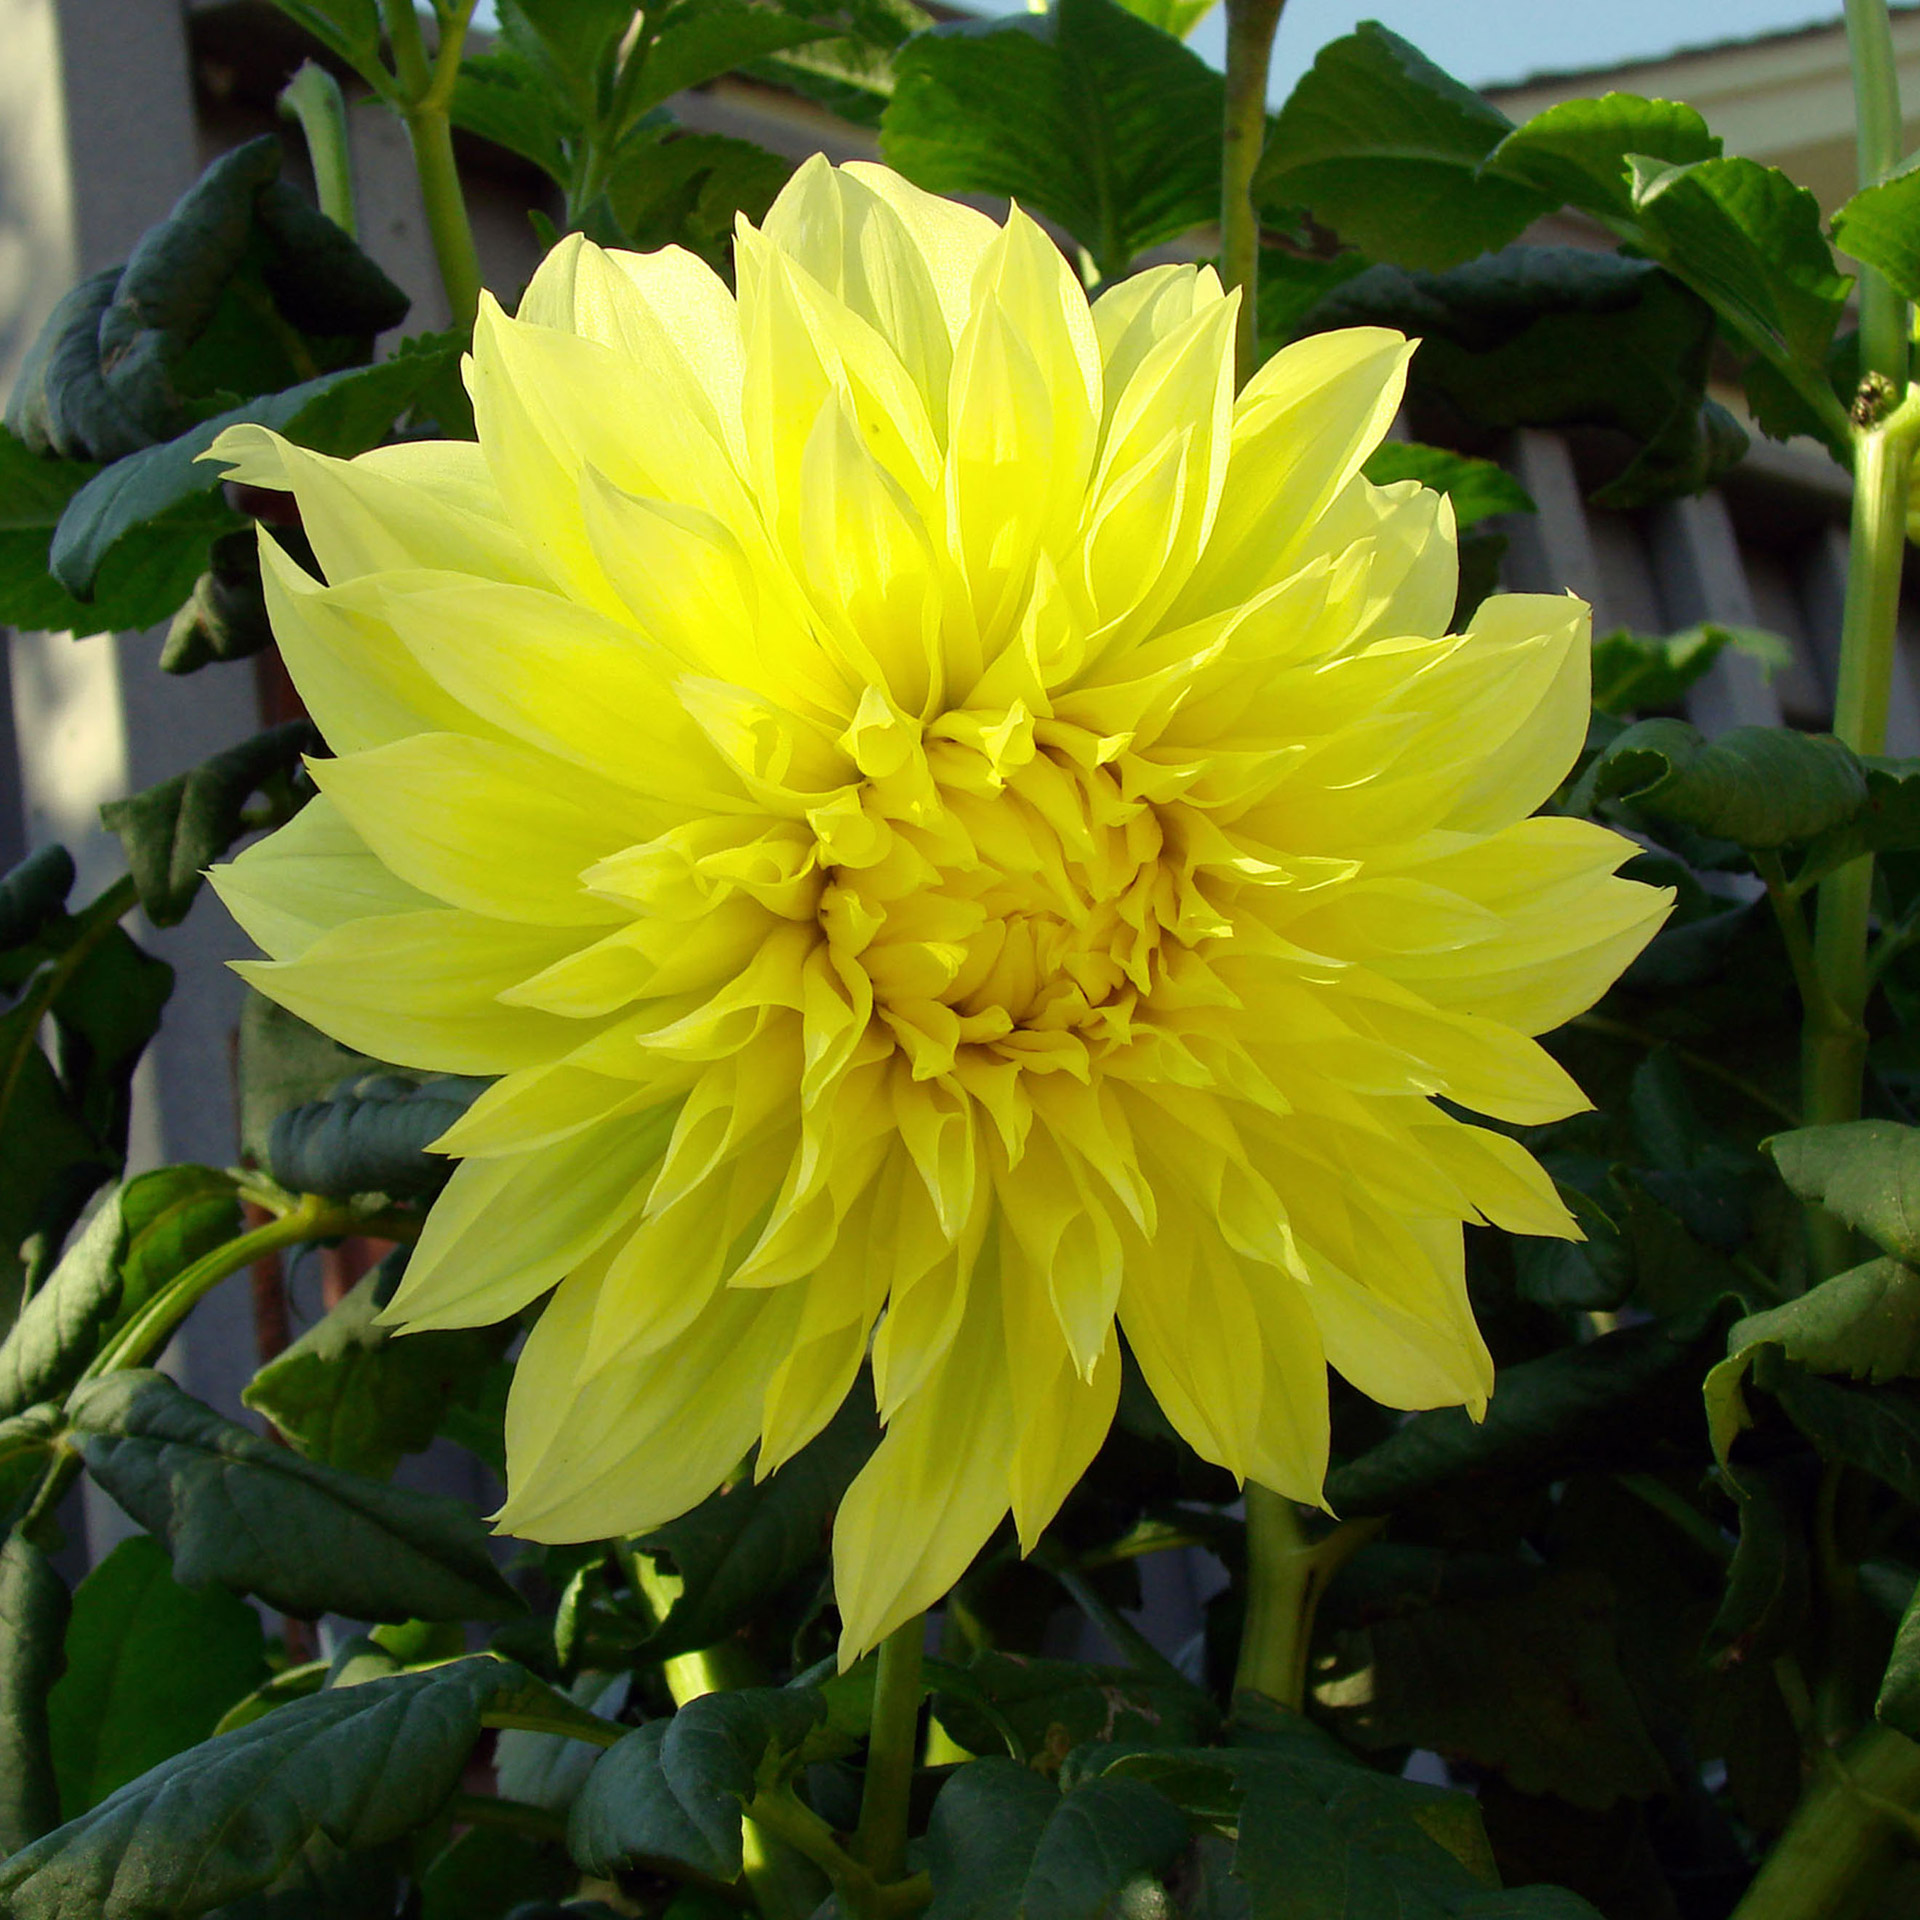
811 701 1211 1079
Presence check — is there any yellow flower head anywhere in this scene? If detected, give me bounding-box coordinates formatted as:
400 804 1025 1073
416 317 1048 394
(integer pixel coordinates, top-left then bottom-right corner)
210 157 1669 1658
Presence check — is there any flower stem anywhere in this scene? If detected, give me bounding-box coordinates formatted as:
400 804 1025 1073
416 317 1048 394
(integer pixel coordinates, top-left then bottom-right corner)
1221 0 1287 386
1233 1487 1376 1708
381 0 483 331
1732 1725 1920 1920
1802 0 1912 1273
854 1615 924 1885
279 61 358 239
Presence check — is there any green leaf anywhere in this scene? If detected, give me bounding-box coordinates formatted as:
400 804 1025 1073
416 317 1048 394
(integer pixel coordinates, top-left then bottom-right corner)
881 0 1223 279
0 1657 527 1919
1834 155 1920 306
1315 1568 1669 1811
1623 155 1850 443
628 1387 876 1663
923 1760 1189 1920
417 1824 569 1920
1766 1366 1920 1508
567 1687 826 1881
50 343 459 619
235 994 385 1171
1797 756 1920 883
68 1369 526 1623
160 526 277 674
1328 1307 1736 1515
0 426 96 534
1256 24 1548 271
1359 442 1533 529
1306 250 1744 509
1113 0 1214 37
267 1072 484 1200
1590 624 1791 717
450 59 570 181
47 1535 267 1818
0 846 75 952
629 1 835 120
932 1654 1216 1765
1767 1121 1920 1262
494 1673 627 1816
260 0 385 79
242 1258 503 1480
1727 1257 1920 1388
1486 93 1720 219
0 1534 69 1858
598 132 792 266
1877 1578 1920 1738
0 1165 240 1421
1587 719 1868 849
0 1407 63 1522
101 720 318 928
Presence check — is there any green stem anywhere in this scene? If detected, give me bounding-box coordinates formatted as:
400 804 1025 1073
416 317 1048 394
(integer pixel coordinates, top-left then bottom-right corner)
1220 0 1286 386
1732 1725 1920 1920
279 61 358 238
80 1196 376 1384
381 0 483 331
853 1616 924 1884
1233 1487 1377 1709
1799 0 1914 1276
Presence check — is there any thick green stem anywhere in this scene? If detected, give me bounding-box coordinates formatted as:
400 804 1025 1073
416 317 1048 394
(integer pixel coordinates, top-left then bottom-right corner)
381 0 482 331
1733 1725 1920 1920
279 62 358 238
1801 0 1912 1273
854 1616 925 1884
1234 1489 1376 1708
1220 0 1286 386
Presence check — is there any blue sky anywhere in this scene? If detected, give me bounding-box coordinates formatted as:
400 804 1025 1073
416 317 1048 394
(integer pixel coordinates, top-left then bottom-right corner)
972 0 1850 95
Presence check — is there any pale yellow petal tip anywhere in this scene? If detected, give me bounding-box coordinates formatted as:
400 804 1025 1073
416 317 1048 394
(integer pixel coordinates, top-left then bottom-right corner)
199 421 291 483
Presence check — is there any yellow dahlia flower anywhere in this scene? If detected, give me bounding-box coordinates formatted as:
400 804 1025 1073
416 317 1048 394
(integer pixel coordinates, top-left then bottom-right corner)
208 156 1668 1657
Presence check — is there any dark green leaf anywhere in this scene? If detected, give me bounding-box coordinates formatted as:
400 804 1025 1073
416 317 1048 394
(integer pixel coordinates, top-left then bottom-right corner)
0 1165 239 1421
0 1407 63 1523
243 1258 503 1479
450 59 571 181
101 720 318 928
1768 1121 1920 1262
923 1760 1188 1920
630 2 834 120
0 1534 69 1858
50 343 458 618
260 0 384 77
0 497 227 636
0 1657 526 1919
1768 1366 1920 1507
494 1673 627 1816
0 427 96 534
933 1654 1216 1765
598 132 792 266
418 1824 569 1920
1726 1256 1920 1388
567 1687 826 1881
267 1072 482 1201
1328 1307 1735 1514
1878 1577 1920 1739
48 1535 267 1817
1256 25 1547 271
1315 1569 1669 1810
236 994 385 1170
629 1386 876 1664
68 1369 525 1623
0 847 75 951
566 1721 733 1881
1305 250 1743 509
1587 719 1868 849
881 0 1223 279
1627 156 1849 379
1834 156 1920 307
160 527 277 674
1590 624 1790 717
922 1758 1059 1920
1798 756 1920 883
1486 93 1720 219
1360 442 1532 529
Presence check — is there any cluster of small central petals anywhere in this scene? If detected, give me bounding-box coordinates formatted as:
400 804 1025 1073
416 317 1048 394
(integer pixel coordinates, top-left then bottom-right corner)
819 698 1194 1085
207 154 1673 1663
